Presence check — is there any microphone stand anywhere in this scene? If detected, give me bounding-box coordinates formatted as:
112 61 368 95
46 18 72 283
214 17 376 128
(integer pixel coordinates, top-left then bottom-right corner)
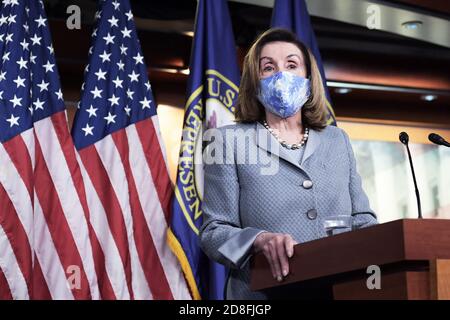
403 137 423 219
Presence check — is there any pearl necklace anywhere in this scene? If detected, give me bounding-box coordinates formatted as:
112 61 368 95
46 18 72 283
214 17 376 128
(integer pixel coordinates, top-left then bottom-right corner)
262 121 309 150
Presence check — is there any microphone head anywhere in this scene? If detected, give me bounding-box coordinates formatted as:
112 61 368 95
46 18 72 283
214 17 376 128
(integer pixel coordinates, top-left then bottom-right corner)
399 132 409 145
429 133 444 145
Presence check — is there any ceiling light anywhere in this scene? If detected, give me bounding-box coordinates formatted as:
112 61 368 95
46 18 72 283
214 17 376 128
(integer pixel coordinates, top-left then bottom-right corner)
180 68 190 75
182 31 194 37
401 21 422 30
421 94 437 102
335 88 352 94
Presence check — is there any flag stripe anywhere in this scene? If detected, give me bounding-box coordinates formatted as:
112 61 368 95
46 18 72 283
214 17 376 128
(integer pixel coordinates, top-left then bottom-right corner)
33 196 74 300
34 136 91 299
31 257 52 300
0 135 34 300
112 127 174 299
0 268 14 300
1 136 34 246
127 123 190 299
150 117 170 173
0 224 29 299
0 182 32 298
50 113 116 300
2 134 34 199
35 114 100 299
78 145 134 299
76 152 129 299
94 135 152 299
135 119 172 222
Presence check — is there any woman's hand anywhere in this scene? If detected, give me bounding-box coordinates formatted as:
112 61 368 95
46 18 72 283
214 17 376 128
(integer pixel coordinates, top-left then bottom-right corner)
253 232 297 282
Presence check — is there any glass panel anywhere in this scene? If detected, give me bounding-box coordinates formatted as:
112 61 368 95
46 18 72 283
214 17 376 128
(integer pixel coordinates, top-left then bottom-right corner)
351 140 450 222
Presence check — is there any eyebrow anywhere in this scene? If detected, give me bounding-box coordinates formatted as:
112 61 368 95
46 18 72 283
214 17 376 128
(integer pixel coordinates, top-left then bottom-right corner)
286 54 302 61
259 54 302 63
259 56 273 63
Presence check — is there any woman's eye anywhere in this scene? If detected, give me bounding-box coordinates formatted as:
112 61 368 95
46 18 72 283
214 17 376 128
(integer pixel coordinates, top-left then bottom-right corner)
288 64 297 69
263 66 273 72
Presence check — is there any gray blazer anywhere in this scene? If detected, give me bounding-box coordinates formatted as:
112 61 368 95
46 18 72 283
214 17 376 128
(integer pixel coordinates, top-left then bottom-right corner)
200 122 377 299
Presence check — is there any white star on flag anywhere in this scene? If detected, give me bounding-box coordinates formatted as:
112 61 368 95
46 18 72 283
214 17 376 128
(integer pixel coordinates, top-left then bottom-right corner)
128 70 139 82
9 94 22 108
30 33 41 45
99 51 111 63
6 114 20 127
82 123 94 136
35 15 47 27
104 112 117 124
37 80 49 92
125 10 133 21
13 75 26 88
86 105 98 118
133 53 144 65
120 44 128 55
95 68 107 80
108 94 120 106
108 16 119 27
33 98 45 110
91 86 103 99
103 33 115 45
121 27 131 38
43 60 55 72
126 89 134 99
55 89 63 100
17 57 28 69
112 76 123 88
140 97 152 109
20 39 29 50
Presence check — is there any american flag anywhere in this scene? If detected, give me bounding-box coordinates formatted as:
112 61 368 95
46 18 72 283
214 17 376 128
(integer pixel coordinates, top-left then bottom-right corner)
0 0 99 299
71 0 190 299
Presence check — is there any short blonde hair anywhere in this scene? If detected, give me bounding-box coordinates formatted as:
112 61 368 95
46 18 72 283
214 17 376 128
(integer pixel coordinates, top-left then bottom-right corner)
235 28 329 130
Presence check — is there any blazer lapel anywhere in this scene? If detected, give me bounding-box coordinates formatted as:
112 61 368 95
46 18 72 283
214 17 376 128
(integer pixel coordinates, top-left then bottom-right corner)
255 122 301 169
254 122 322 169
300 128 321 167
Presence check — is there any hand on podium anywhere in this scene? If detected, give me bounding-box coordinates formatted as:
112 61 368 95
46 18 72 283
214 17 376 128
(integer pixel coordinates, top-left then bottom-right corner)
253 232 298 283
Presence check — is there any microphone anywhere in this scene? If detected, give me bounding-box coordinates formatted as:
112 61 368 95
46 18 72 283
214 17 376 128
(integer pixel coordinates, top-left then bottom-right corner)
428 133 450 147
399 132 422 219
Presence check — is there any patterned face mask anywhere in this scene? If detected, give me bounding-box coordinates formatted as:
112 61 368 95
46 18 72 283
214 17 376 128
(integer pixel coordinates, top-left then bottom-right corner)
257 71 311 118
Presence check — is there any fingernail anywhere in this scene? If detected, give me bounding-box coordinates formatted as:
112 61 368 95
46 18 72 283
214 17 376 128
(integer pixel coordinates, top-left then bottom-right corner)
277 276 282 282
282 269 288 277
288 250 293 258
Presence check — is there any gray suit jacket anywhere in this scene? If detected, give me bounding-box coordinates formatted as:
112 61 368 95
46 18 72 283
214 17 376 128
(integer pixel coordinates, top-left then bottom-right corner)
200 122 377 299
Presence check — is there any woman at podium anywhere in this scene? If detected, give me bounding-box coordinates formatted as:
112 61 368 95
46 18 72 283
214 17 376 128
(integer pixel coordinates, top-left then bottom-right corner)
200 28 378 299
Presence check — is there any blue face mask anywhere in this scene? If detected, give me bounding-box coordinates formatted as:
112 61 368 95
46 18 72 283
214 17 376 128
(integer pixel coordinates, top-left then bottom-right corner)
257 71 311 118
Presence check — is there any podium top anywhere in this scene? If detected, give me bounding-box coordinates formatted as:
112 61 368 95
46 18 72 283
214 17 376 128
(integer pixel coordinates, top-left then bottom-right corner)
250 219 450 291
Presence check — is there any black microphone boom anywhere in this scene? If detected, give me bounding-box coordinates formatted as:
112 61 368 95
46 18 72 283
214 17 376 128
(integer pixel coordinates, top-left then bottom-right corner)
399 132 423 219
428 133 450 147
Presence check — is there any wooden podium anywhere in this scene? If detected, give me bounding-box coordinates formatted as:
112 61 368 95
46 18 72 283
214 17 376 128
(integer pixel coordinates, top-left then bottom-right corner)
250 219 450 300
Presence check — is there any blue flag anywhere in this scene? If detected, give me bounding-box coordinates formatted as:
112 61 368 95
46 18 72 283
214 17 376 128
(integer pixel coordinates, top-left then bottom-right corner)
168 0 240 300
272 0 337 125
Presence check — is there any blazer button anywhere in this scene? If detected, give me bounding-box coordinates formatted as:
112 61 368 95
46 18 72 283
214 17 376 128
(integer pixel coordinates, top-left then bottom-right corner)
302 180 313 189
306 209 318 220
